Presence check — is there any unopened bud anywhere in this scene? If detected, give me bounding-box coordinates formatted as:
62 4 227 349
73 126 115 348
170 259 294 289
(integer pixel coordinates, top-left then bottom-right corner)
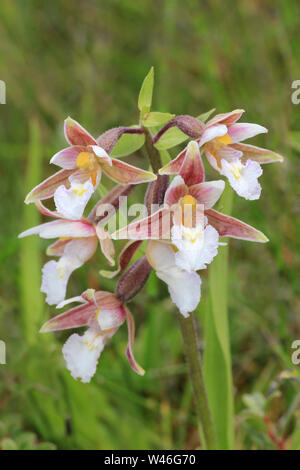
115 256 152 303
173 115 205 138
153 115 204 144
97 127 144 154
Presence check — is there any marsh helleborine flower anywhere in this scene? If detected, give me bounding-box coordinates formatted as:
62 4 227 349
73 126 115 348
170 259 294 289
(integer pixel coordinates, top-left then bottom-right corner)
19 201 114 305
160 110 283 200
25 117 156 220
40 289 144 382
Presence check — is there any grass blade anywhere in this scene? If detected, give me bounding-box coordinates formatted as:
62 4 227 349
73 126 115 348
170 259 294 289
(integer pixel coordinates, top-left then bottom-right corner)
19 119 44 345
203 184 235 449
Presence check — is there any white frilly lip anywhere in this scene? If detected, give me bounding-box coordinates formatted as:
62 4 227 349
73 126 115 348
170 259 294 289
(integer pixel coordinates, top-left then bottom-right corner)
54 178 95 220
171 224 219 272
146 241 201 317
41 238 98 305
157 266 201 317
221 158 262 200
62 328 105 383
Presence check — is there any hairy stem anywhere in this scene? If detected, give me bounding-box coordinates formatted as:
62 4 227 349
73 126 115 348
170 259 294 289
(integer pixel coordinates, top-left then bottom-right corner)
178 313 217 450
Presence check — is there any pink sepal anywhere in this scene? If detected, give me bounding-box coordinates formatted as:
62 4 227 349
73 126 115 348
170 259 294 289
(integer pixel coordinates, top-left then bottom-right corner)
64 117 97 146
124 306 145 376
206 209 268 242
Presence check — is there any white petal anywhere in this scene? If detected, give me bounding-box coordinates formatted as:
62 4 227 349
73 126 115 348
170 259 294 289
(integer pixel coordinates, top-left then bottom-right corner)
54 179 95 220
192 225 219 269
90 145 111 163
204 148 221 172
56 295 86 309
19 219 95 239
171 224 219 272
221 158 262 200
146 240 176 271
50 146 83 169
41 239 97 305
198 124 228 146
146 241 202 316
228 123 268 143
41 259 71 305
63 237 98 264
62 328 105 383
96 308 125 331
156 267 201 317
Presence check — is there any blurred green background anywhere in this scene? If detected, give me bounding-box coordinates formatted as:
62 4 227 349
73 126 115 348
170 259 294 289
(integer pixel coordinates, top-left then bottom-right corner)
0 0 300 450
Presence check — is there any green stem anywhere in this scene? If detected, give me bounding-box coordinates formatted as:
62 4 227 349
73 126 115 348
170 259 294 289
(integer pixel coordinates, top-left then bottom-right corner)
144 131 216 449
144 127 162 173
178 313 217 450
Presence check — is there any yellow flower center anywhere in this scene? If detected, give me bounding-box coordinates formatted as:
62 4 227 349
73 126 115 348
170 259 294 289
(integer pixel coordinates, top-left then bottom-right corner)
76 152 95 170
229 160 243 179
84 335 101 351
73 186 88 196
215 133 232 145
181 194 197 209
76 152 99 186
207 133 232 168
58 265 65 279
180 195 197 228
95 308 100 322
183 230 201 244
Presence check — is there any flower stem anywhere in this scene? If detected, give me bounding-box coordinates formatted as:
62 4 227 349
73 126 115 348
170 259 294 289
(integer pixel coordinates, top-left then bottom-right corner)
143 132 216 449
204 184 235 449
143 128 162 173
178 313 217 450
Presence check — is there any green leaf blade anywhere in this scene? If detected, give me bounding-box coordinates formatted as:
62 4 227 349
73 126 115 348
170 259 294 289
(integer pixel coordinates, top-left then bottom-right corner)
142 111 175 128
138 66 154 116
110 131 145 158
154 127 189 150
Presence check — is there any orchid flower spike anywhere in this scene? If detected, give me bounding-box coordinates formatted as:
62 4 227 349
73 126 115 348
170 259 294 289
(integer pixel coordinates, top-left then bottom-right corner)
160 110 283 200
18 201 114 305
40 289 144 383
25 117 156 219
113 141 268 314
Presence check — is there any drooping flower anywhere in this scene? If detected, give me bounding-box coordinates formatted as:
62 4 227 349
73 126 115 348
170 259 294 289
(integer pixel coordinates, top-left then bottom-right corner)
18 201 114 305
160 110 283 200
25 117 156 219
40 289 144 382
146 240 202 317
112 141 268 315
